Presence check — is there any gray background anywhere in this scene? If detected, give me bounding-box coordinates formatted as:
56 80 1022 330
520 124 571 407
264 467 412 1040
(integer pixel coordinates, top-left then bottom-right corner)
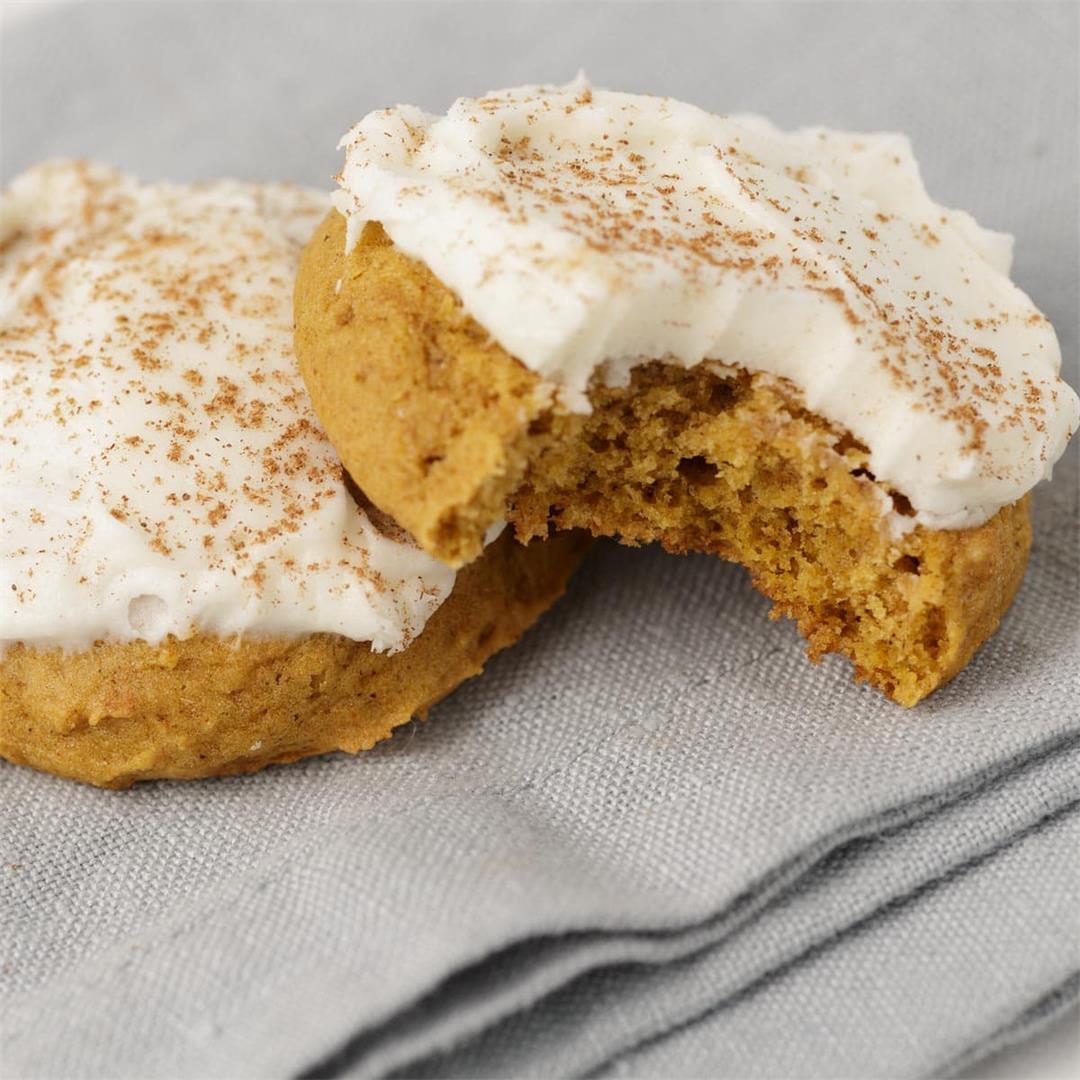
2 3 1078 1078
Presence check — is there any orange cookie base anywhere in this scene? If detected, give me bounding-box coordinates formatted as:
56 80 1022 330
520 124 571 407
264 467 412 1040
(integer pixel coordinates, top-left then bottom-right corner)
0 532 587 788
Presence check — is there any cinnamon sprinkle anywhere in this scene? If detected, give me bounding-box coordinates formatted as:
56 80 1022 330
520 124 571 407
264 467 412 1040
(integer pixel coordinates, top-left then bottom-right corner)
1 161 456 651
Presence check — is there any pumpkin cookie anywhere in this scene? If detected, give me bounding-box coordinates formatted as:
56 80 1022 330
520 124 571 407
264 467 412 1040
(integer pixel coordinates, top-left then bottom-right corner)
0 161 586 787
294 81 1076 705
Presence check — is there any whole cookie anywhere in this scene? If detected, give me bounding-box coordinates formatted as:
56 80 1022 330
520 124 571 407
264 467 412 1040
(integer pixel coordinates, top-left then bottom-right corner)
0 161 586 787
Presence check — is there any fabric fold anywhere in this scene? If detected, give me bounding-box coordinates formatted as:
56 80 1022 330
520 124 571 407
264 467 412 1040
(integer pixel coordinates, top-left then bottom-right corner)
386 754 1080 1078
586 808 1080 1079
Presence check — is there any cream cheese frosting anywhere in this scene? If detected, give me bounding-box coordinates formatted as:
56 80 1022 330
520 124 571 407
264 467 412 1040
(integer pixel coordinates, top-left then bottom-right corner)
1 161 455 654
334 78 1078 530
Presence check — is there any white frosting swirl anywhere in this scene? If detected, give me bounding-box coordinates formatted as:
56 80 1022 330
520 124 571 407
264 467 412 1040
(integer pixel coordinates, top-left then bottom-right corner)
335 78 1078 530
1 161 455 654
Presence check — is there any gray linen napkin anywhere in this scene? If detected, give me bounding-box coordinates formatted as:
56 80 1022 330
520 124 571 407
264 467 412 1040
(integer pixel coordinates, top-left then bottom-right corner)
2 3 1078 1078
3 447 1077 1078
395 742 1080 1079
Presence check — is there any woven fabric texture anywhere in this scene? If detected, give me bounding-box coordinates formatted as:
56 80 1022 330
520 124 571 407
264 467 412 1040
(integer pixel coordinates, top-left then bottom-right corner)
2 3 1078 1077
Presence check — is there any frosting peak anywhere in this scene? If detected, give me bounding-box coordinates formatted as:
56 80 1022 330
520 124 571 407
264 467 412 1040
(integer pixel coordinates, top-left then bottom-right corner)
335 80 1078 529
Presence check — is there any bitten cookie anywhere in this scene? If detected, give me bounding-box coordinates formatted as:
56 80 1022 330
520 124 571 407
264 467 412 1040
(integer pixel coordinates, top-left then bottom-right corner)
0 161 586 787
294 81 1076 706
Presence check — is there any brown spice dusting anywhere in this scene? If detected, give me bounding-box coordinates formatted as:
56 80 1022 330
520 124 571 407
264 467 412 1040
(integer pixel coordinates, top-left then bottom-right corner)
3 160 440 631
342 85 1072 470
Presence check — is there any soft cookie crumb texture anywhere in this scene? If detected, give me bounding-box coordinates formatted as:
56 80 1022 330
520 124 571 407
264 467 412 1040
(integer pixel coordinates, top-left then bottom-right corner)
295 215 1033 706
